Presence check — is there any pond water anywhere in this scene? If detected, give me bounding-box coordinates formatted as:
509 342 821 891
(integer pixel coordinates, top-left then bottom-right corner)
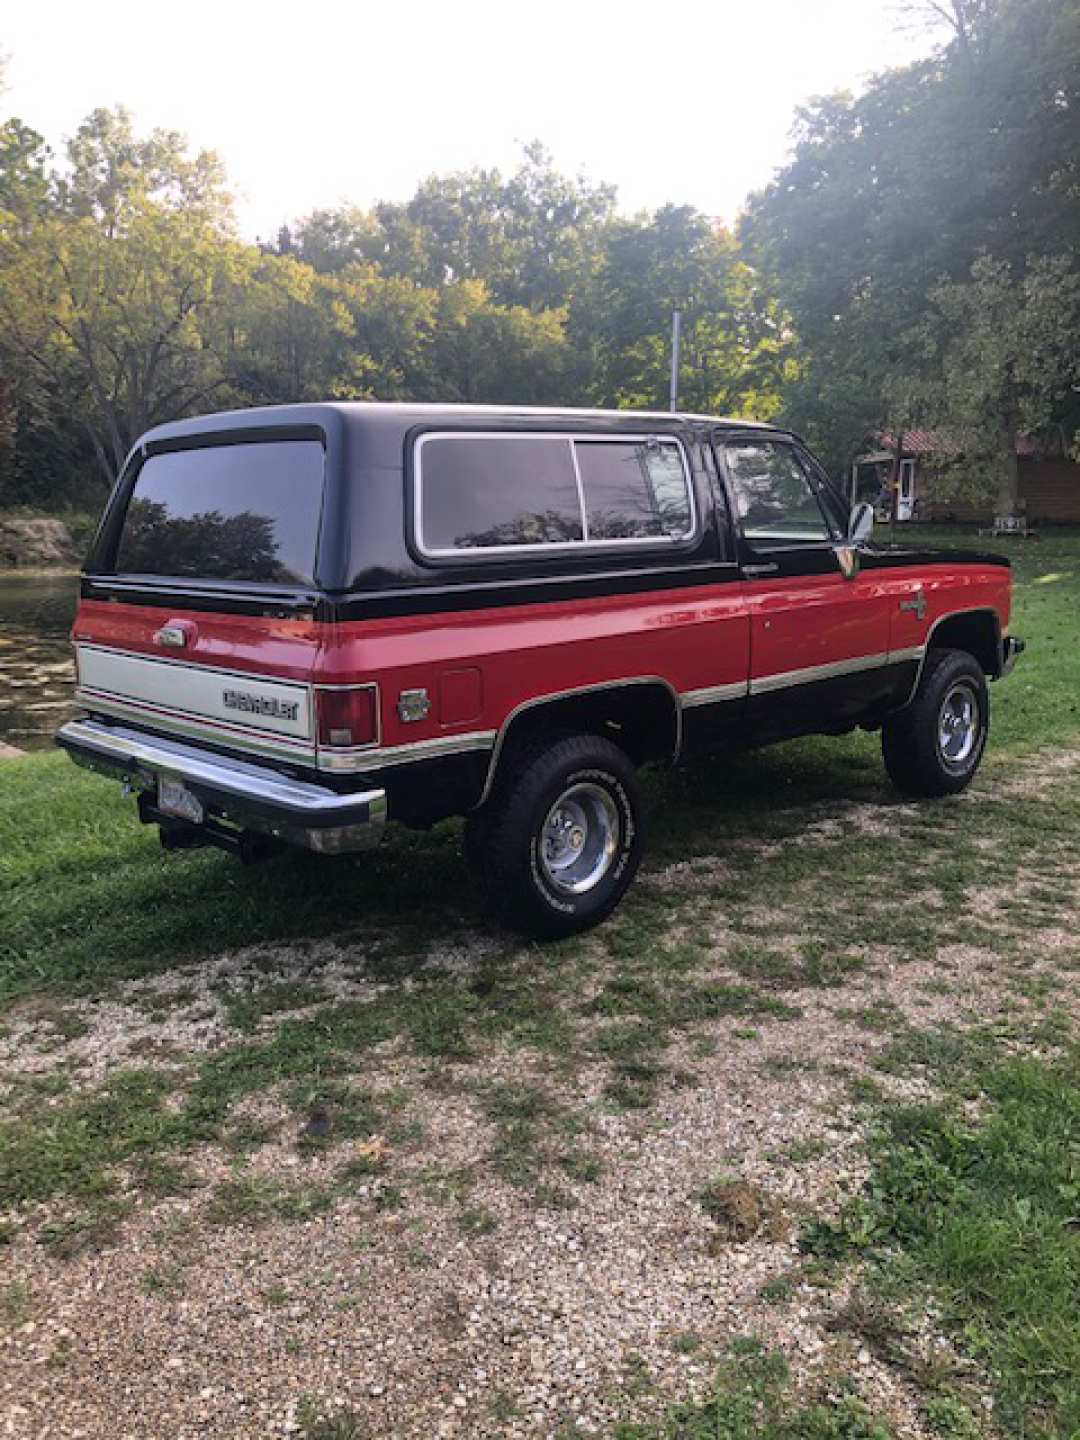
0 571 80 752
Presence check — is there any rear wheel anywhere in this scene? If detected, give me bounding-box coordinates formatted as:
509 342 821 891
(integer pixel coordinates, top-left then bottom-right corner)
468 733 643 937
882 647 989 797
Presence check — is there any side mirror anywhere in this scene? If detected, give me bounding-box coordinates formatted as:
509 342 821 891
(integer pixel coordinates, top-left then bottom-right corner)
848 502 874 546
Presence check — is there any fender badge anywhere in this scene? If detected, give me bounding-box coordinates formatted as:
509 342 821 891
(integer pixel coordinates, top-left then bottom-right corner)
397 688 431 723
153 624 188 649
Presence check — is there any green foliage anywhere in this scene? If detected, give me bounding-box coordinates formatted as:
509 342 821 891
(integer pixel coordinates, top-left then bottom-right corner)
611 1340 893 1439
0 105 789 509
802 1041 1080 1439
744 0 1080 482
928 253 1080 506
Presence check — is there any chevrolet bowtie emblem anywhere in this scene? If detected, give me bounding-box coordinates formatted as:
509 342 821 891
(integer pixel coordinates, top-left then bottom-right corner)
899 590 927 621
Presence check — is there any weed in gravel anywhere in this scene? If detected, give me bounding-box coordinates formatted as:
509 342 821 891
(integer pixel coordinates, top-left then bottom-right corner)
699 1179 790 1244
759 1275 795 1304
483 1081 581 1188
458 1205 497 1235
611 1338 894 1438
0 1281 32 1325
826 1288 907 1363
131 1155 203 1199
488 1390 522 1424
36 1199 132 1258
141 1264 185 1297
775 1137 828 1164
296 1399 364 1440
219 980 331 1033
205 1176 337 1228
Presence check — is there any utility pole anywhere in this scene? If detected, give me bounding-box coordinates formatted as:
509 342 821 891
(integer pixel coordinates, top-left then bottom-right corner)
669 310 681 412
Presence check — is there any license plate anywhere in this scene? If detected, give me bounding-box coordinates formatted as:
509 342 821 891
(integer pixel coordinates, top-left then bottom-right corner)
158 778 204 825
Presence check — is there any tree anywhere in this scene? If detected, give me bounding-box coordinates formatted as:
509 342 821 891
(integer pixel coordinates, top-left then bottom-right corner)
421 280 570 405
590 206 792 418
928 253 1080 509
742 0 1080 486
0 108 242 487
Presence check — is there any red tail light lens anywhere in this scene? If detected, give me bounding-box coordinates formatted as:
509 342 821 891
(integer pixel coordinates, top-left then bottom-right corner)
315 685 379 748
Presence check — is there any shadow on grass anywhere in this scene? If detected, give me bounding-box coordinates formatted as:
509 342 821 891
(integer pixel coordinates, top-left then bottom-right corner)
0 732 904 1003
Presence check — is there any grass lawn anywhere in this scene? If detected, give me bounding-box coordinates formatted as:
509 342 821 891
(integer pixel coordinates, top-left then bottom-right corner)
0 525 1078 1438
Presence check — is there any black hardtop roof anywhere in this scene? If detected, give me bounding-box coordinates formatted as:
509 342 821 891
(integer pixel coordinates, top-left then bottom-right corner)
137 401 792 452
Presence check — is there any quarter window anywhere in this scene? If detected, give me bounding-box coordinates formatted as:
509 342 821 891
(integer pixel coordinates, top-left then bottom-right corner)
577 440 692 540
415 433 694 556
724 442 830 544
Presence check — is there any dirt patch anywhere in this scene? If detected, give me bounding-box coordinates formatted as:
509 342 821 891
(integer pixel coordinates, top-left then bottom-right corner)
699 1179 791 1245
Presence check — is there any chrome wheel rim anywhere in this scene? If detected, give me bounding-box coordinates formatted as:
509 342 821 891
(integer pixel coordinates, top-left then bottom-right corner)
937 681 980 766
539 782 619 896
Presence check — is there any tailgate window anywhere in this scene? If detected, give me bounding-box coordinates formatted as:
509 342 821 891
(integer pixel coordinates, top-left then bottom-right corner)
115 439 324 585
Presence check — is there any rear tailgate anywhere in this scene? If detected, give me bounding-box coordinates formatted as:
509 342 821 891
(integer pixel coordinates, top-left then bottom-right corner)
74 434 328 768
73 602 321 767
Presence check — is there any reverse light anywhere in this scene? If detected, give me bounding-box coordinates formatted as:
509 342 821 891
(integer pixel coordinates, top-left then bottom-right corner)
315 685 379 749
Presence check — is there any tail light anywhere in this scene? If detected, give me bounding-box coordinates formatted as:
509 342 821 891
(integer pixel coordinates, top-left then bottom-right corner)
315 685 379 749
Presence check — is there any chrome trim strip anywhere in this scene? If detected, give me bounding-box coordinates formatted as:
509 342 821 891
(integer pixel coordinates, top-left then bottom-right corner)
681 680 749 708
888 645 926 665
749 651 895 696
317 729 497 773
75 690 318 763
57 719 387 841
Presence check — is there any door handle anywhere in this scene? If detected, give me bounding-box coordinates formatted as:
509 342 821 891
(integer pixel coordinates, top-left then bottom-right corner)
743 562 780 577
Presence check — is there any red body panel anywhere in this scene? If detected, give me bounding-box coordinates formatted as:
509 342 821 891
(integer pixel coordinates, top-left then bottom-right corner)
71 559 1011 767
73 600 321 682
316 581 751 751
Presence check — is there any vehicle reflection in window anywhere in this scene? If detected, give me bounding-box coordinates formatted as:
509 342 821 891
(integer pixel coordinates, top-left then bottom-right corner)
725 442 829 543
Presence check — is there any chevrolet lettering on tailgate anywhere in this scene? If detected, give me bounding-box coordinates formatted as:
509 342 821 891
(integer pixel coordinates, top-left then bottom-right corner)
222 689 300 724
57 401 1024 940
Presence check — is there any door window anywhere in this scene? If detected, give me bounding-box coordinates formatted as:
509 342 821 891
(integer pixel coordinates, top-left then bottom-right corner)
724 441 831 544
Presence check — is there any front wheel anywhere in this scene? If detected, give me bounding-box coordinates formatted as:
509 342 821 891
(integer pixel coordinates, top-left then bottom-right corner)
882 647 989 797
469 733 643 938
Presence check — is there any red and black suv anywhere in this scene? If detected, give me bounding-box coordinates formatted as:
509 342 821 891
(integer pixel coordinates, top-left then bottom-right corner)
58 403 1023 935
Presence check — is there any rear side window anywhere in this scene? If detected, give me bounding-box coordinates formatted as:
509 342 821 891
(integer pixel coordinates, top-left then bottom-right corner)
416 436 583 551
414 432 694 557
115 440 325 585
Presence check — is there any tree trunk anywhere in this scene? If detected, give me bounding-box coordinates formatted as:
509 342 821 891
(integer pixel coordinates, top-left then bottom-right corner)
997 419 1020 515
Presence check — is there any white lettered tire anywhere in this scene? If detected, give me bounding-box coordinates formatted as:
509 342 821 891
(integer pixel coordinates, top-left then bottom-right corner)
470 733 643 937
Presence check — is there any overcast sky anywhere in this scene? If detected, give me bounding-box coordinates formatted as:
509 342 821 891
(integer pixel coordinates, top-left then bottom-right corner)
3 0 935 241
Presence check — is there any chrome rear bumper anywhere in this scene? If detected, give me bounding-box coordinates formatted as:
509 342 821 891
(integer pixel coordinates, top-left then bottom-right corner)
56 718 386 853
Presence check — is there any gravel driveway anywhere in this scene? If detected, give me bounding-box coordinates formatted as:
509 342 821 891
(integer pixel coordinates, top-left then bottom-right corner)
2 750 1077 1440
